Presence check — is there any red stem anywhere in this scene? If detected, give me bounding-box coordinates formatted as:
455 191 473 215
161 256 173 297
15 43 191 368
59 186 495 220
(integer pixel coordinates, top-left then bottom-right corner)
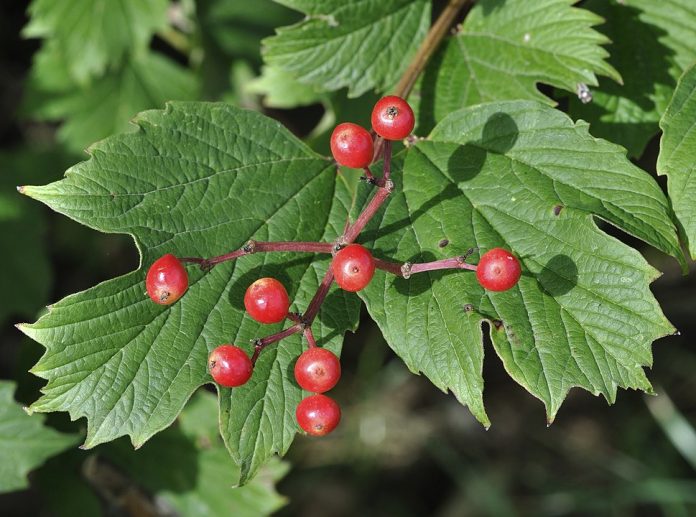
374 256 477 278
180 240 333 269
197 1 470 364
304 327 318 348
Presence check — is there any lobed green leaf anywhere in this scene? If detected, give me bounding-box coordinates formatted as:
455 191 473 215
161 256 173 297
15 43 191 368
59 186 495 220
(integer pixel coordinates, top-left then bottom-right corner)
413 0 620 132
658 63 696 259
23 0 169 83
23 44 199 152
359 101 679 423
263 0 431 97
570 0 696 158
19 102 360 484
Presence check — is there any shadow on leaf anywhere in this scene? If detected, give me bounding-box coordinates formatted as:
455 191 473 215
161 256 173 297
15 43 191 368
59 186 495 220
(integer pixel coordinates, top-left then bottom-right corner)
537 254 578 297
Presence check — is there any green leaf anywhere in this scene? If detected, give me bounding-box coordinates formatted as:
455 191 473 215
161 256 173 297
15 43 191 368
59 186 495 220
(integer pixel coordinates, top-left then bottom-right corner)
263 0 431 97
247 65 326 109
413 0 620 132
658 63 696 259
0 381 78 493
569 0 695 158
102 391 288 516
18 102 360 484
359 101 679 424
23 0 169 83
197 0 298 62
23 44 199 152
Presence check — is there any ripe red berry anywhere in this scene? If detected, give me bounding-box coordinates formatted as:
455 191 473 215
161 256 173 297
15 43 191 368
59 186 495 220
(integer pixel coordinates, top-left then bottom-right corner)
331 244 375 292
330 123 374 169
294 347 341 393
371 95 415 140
476 248 522 292
146 254 188 305
296 394 341 436
244 277 290 324
208 345 253 387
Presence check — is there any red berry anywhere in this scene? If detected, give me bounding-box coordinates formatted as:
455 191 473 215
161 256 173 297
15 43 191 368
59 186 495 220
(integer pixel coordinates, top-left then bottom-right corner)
371 95 415 140
244 277 290 324
208 345 253 387
330 123 374 168
331 244 375 292
296 394 341 436
476 248 521 291
294 347 341 393
146 254 188 305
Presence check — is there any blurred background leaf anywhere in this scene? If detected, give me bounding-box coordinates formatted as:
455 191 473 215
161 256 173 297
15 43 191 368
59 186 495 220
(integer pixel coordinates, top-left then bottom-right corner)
0 380 78 493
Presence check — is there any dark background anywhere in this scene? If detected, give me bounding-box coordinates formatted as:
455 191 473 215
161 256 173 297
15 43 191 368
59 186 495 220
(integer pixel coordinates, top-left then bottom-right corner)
1 1 695 515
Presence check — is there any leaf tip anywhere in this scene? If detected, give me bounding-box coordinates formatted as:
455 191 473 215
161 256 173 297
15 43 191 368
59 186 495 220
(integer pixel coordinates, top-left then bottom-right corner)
14 322 33 338
18 185 39 198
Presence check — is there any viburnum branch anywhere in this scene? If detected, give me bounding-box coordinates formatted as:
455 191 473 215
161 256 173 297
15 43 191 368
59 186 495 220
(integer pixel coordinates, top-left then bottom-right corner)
302 268 335 326
193 4 476 367
394 0 471 99
372 0 469 161
251 323 303 364
339 139 395 245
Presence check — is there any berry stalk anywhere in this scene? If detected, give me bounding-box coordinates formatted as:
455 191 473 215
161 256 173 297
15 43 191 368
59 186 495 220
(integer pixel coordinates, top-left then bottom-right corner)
374 255 477 278
180 240 334 269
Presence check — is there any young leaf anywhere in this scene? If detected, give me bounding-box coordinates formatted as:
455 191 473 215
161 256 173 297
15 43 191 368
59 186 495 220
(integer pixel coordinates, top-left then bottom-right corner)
23 0 169 83
658 63 696 259
263 0 431 97
569 0 696 158
247 65 326 109
18 103 360 484
359 101 680 424
413 0 620 131
0 381 78 493
23 44 199 152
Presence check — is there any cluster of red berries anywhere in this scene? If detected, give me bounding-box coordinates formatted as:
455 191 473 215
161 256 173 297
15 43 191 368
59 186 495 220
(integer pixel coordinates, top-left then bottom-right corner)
330 95 416 169
144 95 522 437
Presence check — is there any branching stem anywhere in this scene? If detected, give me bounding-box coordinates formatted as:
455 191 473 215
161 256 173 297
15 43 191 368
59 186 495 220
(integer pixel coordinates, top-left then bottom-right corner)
187 2 472 364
